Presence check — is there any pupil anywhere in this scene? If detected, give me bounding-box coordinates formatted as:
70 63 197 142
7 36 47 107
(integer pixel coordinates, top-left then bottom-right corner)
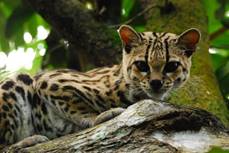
135 61 149 72
164 61 180 73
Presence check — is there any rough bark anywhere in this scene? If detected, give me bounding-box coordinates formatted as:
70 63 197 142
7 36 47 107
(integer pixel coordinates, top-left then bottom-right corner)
140 0 229 126
4 100 229 153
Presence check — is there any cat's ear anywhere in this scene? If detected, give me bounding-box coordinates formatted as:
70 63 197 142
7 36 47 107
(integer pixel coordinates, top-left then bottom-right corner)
118 25 141 53
177 28 201 57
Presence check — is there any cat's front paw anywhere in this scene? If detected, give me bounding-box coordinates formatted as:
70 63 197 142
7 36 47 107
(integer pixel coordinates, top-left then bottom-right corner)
6 135 49 152
94 107 125 126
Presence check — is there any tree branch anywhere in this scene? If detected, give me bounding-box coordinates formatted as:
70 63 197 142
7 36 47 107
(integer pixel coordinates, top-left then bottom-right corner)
110 4 159 28
210 27 228 41
4 100 229 153
26 0 122 68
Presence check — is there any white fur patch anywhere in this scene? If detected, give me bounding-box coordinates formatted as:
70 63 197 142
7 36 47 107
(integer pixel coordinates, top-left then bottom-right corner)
140 72 147 76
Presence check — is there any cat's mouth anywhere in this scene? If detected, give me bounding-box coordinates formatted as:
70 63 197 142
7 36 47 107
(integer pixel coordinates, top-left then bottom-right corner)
145 89 169 100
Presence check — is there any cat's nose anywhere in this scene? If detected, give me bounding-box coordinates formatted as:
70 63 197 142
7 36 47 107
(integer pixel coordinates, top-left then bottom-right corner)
150 79 163 91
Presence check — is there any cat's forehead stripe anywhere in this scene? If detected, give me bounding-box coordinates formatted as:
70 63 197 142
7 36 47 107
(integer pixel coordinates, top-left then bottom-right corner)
164 36 170 63
150 36 166 61
159 32 167 38
145 41 152 65
141 32 176 62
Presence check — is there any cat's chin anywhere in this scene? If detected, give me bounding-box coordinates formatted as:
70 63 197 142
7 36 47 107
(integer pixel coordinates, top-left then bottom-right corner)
146 90 169 101
128 88 166 101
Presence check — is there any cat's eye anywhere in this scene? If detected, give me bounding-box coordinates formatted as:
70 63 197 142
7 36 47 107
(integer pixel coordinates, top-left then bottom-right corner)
134 61 149 72
164 61 180 73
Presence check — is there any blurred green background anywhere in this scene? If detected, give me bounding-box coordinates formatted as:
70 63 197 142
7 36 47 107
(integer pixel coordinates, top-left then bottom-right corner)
0 0 228 104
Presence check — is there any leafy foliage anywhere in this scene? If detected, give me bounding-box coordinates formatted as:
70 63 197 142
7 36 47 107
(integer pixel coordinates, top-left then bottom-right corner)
208 146 229 153
202 0 229 104
0 0 49 75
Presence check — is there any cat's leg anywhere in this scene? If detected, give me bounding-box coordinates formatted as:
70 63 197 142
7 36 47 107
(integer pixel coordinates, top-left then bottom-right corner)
0 74 49 152
93 107 125 125
7 135 49 151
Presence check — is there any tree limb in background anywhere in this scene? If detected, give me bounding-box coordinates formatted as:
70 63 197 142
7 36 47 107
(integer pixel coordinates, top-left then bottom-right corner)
111 4 159 28
26 0 122 69
210 27 228 41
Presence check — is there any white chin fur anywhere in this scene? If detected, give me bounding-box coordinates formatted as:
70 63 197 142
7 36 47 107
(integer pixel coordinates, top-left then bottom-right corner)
148 88 172 100
146 92 165 101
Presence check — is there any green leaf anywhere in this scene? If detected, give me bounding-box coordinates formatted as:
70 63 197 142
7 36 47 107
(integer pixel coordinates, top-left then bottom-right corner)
29 55 42 75
33 14 50 29
215 57 229 103
211 30 229 46
1 0 20 10
0 12 9 51
210 54 228 71
208 146 229 153
0 1 12 51
216 58 229 95
24 14 38 38
202 0 222 32
121 0 136 18
134 25 145 32
4 4 33 39
216 59 229 81
0 33 10 51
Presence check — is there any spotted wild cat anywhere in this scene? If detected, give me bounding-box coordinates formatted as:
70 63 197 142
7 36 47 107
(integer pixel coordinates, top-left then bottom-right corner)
0 25 200 148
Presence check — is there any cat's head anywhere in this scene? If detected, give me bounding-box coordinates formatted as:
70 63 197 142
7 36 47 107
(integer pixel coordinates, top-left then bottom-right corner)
118 25 200 100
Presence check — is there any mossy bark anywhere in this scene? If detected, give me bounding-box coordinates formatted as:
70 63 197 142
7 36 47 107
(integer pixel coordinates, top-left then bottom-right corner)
141 0 229 126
